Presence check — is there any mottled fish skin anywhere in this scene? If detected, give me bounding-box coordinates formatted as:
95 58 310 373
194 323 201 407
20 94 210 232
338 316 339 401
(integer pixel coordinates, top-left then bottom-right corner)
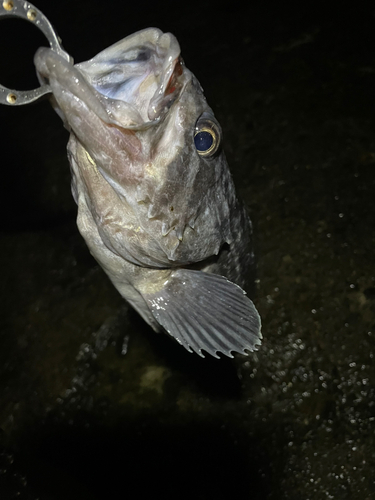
34 28 262 358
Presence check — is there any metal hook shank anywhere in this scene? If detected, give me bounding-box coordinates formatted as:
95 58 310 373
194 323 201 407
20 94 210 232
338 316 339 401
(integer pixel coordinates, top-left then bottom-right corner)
0 0 72 106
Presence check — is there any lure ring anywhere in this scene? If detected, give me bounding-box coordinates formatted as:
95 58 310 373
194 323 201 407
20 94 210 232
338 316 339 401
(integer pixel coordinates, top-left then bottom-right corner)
0 0 71 105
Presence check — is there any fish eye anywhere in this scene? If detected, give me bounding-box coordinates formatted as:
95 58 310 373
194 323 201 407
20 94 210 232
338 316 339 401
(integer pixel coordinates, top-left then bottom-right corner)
194 115 221 157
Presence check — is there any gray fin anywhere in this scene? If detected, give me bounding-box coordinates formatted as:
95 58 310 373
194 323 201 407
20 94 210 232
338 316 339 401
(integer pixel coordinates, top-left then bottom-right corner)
143 269 262 358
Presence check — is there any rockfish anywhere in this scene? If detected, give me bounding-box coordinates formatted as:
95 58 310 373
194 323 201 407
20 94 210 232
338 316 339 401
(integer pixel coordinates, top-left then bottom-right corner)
34 28 262 358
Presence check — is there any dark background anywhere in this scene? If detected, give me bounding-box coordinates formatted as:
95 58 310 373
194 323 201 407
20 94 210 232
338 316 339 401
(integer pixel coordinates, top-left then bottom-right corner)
0 1 374 499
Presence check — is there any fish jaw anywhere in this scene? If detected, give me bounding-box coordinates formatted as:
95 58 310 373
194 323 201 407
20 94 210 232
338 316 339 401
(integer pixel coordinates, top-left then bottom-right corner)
34 47 145 185
34 28 187 185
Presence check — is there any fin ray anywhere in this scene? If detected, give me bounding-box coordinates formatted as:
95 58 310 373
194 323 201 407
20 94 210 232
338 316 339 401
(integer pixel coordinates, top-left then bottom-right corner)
142 269 262 358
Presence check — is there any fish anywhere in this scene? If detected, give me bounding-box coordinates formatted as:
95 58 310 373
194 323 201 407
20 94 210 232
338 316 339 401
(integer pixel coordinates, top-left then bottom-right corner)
34 27 262 358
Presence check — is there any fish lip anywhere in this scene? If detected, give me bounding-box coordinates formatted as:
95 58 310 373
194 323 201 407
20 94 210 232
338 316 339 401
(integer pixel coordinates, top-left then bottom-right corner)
34 47 113 126
34 47 158 136
35 33 186 132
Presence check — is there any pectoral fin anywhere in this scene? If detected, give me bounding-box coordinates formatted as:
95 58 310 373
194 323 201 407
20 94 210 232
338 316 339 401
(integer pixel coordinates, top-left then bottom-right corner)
142 269 262 358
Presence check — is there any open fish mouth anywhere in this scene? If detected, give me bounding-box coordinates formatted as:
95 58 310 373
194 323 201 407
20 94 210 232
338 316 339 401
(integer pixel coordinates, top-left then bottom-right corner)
34 28 191 181
35 28 186 131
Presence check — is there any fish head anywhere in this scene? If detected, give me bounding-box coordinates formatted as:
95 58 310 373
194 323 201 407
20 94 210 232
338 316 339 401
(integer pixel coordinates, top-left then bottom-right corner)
34 28 231 266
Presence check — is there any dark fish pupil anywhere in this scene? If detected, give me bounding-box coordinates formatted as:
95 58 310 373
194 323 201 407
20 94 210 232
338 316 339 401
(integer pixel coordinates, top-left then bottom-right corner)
194 131 214 152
